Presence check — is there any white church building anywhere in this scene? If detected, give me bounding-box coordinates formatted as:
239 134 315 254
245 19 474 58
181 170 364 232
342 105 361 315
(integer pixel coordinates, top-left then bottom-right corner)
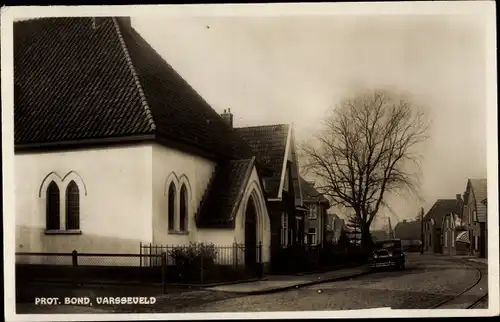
12 17 305 268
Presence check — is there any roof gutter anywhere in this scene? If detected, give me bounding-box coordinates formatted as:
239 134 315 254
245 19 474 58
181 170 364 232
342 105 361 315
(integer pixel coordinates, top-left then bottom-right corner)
15 134 155 153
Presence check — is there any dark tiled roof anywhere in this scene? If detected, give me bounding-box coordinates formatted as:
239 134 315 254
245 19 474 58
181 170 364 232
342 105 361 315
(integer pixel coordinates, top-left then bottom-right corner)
299 177 329 204
394 220 421 240
14 17 252 160
196 157 258 227
424 199 459 229
469 178 488 223
234 124 289 198
371 230 390 241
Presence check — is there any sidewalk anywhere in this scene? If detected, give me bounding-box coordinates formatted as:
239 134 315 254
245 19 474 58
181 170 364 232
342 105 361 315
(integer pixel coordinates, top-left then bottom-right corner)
468 258 488 265
425 253 489 266
204 264 371 295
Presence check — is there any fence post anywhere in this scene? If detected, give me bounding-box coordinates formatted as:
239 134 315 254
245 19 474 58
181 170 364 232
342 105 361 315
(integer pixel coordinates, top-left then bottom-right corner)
258 241 263 278
200 249 204 284
72 250 78 267
139 242 142 268
161 252 167 293
149 243 152 267
233 242 238 267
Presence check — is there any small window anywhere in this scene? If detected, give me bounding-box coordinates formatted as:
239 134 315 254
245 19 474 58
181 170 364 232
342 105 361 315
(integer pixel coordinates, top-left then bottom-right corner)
168 182 176 231
451 231 455 248
473 210 477 222
65 181 80 230
179 184 188 231
444 232 448 247
474 235 479 250
46 181 60 230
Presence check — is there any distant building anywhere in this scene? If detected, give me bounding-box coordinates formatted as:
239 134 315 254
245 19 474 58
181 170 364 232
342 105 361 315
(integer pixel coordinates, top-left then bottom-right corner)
299 178 330 245
325 212 345 244
394 220 421 241
423 196 462 254
371 229 390 242
463 179 488 258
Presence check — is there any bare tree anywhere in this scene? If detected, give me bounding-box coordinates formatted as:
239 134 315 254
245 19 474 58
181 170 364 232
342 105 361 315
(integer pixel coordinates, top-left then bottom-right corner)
300 90 430 250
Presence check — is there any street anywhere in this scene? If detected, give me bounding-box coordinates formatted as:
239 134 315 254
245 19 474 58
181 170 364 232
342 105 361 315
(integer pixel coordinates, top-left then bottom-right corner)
177 254 487 312
16 253 488 314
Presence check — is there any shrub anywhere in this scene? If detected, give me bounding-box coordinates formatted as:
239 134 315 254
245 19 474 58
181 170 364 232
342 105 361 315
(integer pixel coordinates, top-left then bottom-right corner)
168 242 217 281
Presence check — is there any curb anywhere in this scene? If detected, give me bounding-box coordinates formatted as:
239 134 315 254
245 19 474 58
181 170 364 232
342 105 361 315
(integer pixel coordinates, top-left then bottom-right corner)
240 270 371 296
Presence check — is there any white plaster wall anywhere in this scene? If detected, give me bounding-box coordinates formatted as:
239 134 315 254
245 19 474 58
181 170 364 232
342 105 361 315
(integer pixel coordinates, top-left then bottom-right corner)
151 143 217 247
15 145 153 261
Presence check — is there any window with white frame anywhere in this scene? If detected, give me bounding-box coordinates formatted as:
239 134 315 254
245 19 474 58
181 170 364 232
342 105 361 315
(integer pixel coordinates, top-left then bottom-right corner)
307 228 317 245
45 179 82 232
46 181 60 230
281 212 288 246
168 182 176 231
179 184 188 232
308 204 317 219
65 181 80 230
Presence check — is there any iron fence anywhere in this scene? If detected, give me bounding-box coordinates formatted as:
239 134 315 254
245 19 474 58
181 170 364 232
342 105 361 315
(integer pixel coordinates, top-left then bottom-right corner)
140 242 264 283
16 242 264 288
16 251 168 292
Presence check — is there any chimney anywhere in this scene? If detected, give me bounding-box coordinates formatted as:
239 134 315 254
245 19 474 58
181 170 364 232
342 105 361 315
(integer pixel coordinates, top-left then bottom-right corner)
456 194 462 201
220 108 234 128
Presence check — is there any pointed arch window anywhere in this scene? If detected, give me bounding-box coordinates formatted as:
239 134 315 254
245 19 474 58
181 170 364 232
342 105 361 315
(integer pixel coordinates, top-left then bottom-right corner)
46 181 60 230
180 184 188 231
66 181 80 230
168 182 176 231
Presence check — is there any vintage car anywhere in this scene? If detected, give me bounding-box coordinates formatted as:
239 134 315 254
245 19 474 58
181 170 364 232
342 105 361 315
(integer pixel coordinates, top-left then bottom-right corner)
371 239 406 271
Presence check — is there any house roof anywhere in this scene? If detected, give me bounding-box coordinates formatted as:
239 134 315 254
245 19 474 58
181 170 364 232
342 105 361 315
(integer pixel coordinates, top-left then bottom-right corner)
299 177 329 205
371 230 390 242
196 157 261 227
424 199 459 229
14 17 269 229
14 17 253 160
468 178 488 223
394 220 421 240
234 124 289 198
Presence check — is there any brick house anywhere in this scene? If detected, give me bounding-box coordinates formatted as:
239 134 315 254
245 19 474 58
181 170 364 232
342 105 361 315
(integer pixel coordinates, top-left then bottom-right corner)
299 178 330 245
234 124 305 264
423 197 462 254
463 178 488 258
441 212 468 256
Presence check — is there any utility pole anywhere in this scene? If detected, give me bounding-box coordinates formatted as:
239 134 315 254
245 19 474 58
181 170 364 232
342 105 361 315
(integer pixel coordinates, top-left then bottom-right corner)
387 217 394 239
420 207 424 254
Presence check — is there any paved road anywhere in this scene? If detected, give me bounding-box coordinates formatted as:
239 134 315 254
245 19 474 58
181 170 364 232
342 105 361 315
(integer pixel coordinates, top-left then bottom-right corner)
15 254 487 314
177 254 484 312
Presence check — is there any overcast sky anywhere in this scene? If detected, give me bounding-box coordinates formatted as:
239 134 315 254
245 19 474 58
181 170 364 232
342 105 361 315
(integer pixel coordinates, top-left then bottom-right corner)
132 13 488 229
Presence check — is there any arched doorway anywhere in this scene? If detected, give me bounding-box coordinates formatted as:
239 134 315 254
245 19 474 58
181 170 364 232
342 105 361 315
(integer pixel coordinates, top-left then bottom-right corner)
244 195 259 277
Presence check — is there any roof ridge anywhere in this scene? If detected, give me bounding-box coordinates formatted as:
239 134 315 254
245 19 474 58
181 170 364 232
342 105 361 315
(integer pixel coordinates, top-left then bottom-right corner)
112 18 156 132
235 123 289 130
